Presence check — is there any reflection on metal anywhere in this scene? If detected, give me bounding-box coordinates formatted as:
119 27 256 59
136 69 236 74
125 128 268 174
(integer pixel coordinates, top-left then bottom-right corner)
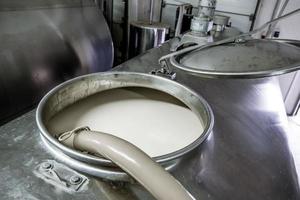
129 22 170 58
213 14 230 32
211 26 242 41
0 1 113 124
127 0 169 59
128 0 162 23
125 0 163 59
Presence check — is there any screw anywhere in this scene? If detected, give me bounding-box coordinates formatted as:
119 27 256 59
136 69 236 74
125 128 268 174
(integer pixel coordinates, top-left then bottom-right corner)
70 175 82 185
41 162 52 170
235 38 246 43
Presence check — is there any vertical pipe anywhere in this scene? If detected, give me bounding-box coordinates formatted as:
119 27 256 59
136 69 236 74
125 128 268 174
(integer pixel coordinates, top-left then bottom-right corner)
149 0 154 24
293 97 300 116
250 0 262 31
190 0 217 33
197 0 202 17
265 0 281 37
266 0 290 37
175 5 185 37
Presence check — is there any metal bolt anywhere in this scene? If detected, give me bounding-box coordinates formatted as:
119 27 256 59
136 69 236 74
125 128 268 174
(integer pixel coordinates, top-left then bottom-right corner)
70 175 82 185
41 162 52 170
235 38 246 43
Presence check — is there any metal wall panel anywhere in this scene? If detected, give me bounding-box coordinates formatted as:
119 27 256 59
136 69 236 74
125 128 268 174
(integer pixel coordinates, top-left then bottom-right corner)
216 0 258 15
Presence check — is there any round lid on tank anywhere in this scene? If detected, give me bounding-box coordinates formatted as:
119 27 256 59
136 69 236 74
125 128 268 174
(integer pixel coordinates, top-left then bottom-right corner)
170 39 300 78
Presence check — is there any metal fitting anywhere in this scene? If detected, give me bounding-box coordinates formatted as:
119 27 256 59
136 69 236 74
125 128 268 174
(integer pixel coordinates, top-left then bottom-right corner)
70 175 82 185
41 162 53 170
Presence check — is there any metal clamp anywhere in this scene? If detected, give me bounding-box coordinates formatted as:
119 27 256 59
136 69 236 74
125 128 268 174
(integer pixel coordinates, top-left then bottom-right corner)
150 60 176 80
34 160 89 193
57 126 91 142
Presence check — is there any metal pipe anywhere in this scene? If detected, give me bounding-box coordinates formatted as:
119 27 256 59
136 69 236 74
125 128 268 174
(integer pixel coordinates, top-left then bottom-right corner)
266 0 290 37
265 0 284 37
271 0 282 21
150 0 154 24
190 0 217 34
59 128 195 200
175 4 189 37
277 0 290 19
293 97 300 116
250 0 262 31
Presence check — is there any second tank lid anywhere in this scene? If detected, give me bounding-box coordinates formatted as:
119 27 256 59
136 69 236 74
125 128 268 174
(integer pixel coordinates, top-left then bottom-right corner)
171 39 300 78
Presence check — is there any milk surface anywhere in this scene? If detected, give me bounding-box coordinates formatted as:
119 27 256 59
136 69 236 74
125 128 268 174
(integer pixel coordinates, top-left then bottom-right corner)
48 88 204 157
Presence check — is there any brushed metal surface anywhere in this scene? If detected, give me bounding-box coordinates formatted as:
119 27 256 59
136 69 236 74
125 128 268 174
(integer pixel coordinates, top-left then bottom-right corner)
125 0 163 59
0 1 113 124
0 42 299 199
0 0 95 10
129 22 170 58
170 39 300 78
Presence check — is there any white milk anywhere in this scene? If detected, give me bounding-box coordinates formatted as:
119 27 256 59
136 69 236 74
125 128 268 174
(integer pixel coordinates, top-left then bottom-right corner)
47 88 204 157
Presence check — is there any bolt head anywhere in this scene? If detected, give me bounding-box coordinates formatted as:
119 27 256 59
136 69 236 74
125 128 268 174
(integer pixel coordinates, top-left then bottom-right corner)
70 176 82 185
41 162 52 170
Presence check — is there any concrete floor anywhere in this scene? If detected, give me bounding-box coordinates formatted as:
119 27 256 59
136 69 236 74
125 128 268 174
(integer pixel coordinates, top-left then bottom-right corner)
287 115 300 186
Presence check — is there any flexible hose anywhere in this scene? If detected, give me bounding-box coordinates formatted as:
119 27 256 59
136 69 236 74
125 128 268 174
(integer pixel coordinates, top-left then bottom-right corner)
59 129 195 200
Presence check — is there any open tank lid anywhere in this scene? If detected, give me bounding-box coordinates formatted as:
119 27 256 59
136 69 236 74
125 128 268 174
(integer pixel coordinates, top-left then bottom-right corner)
170 39 300 78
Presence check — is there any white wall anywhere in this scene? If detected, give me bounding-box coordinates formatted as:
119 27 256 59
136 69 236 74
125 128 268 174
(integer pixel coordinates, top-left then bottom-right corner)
254 0 300 39
276 0 300 39
254 0 300 115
